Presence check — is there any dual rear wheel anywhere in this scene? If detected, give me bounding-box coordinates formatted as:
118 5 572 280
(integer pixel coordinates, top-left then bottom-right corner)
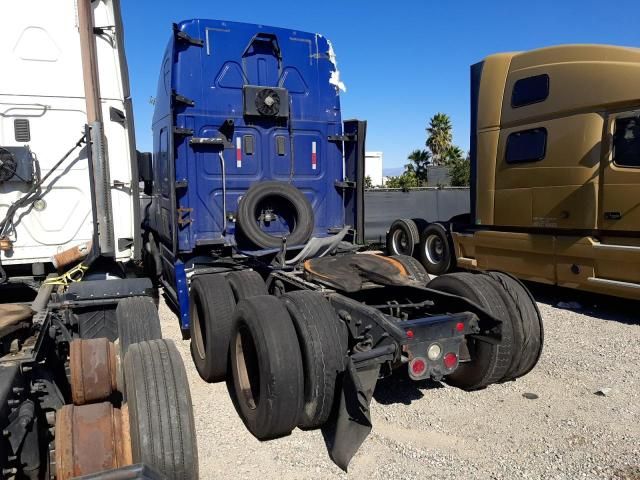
387 220 455 275
189 272 347 438
428 272 544 390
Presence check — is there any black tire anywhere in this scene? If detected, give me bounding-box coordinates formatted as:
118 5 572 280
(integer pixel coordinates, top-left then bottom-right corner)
280 291 346 429
386 218 420 257
427 272 514 390
486 272 544 380
189 275 236 382
227 270 268 301
124 339 199 479
116 296 162 357
391 254 431 285
227 295 304 439
236 181 314 249
418 223 455 275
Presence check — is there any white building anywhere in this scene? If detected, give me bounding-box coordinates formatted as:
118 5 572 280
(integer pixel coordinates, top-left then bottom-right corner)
365 151 383 187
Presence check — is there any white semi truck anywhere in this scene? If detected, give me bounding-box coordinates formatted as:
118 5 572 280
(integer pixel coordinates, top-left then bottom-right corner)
0 1 198 478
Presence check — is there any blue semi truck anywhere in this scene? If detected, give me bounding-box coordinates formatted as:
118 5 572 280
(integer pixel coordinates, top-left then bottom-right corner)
141 19 544 469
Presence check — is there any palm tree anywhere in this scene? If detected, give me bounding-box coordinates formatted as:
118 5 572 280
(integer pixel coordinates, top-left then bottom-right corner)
426 113 453 165
406 149 431 185
444 145 464 162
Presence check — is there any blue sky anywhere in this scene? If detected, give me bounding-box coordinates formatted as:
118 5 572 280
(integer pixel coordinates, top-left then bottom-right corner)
121 0 639 173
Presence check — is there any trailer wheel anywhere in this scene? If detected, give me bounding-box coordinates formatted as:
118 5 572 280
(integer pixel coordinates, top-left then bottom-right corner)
116 296 162 357
386 218 420 257
189 275 236 382
418 223 455 275
228 295 304 439
280 291 347 429
124 339 199 479
236 181 314 249
486 272 544 380
427 272 514 390
391 254 431 285
227 270 268 300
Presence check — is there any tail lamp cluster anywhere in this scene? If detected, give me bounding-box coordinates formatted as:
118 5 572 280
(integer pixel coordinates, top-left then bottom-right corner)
406 321 464 380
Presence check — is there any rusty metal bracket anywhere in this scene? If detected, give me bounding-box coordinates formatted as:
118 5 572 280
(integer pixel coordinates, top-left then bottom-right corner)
177 207 193 226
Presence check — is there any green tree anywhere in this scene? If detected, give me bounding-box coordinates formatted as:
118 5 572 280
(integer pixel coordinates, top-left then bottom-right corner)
364 175 373 188
405 149 431 185
385 170 420 191
445 147 471 186
426 113 453 165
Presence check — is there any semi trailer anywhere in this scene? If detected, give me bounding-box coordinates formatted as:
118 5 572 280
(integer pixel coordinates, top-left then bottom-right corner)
388 44 640 301
143 19 544 470
0 1 197 478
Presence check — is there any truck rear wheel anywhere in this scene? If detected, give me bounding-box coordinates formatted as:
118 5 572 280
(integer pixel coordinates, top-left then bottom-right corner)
116 296 162 357
227 270 268 300
386 218 419 257
486 272 544 380
427 272 514 390
228 296 304 439
418 223 454 275
280 291 346 429
189 275 236 382
124 339 199 479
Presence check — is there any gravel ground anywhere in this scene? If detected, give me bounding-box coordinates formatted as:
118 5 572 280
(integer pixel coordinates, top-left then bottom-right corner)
158 287 640 480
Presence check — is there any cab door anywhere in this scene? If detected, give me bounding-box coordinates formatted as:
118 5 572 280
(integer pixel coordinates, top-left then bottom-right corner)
599 110 640 232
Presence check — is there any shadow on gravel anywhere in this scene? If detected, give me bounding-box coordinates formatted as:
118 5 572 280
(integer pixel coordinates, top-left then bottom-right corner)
524 282 639 326
373 370 444 405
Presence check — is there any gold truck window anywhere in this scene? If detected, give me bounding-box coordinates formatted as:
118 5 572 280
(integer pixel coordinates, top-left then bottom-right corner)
511 74 549 108
505 128 547 164
613 115 640 168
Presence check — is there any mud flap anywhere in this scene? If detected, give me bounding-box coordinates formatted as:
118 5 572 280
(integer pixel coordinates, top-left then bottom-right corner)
321 359 379 471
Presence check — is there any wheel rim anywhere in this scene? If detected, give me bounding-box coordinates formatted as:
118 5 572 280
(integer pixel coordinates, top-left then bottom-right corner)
235 325 260 410
391 229 411 255
424 235 444 265
191 298 206 360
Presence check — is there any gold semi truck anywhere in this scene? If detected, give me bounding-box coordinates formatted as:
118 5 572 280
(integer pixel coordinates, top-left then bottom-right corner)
388 44 640 300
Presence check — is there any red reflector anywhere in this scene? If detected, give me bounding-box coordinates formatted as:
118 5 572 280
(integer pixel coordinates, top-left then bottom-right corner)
456 322 464 332
406 329 414 338
410 358 426 376
443 352 458 369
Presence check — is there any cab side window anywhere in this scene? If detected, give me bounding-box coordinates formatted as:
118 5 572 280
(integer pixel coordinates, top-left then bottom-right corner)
613 114 640 168
505 128 547 164
512 74 549 108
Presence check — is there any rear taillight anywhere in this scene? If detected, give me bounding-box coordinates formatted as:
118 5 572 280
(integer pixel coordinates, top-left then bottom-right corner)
409 357 427 377
443 352 458 370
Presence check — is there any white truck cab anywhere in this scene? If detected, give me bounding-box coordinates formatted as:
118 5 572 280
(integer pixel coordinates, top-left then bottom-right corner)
0 0 139 278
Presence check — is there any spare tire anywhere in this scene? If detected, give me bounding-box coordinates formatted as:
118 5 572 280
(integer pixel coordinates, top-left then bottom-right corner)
237 181 314 249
